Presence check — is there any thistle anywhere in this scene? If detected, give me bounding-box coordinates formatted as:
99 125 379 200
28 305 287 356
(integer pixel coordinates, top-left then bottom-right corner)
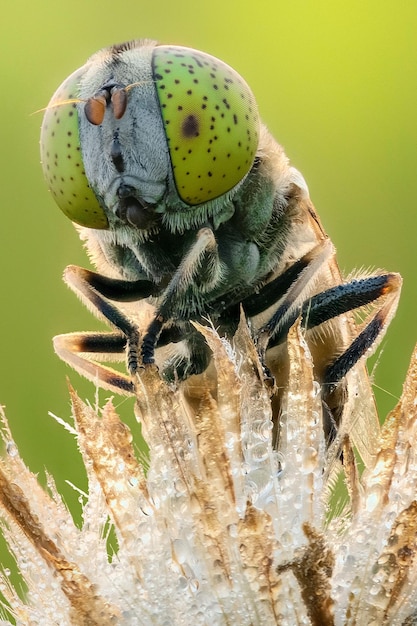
0 319 416 625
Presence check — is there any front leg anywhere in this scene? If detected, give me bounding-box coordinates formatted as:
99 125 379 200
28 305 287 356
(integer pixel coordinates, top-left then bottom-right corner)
53 330 135 394
53 265 158 393
140 227 222 365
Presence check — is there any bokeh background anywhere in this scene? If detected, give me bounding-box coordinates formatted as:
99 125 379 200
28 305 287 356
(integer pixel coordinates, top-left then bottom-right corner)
0 0 416 576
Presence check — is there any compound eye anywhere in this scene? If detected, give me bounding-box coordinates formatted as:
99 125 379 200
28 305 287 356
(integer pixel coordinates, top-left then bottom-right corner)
152 46 260 206
40 66 109 229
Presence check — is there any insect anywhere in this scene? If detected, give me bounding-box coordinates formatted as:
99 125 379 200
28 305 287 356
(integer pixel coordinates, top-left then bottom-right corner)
40 39 401 457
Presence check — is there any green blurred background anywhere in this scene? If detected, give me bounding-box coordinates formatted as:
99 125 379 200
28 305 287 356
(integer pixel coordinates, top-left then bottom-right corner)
0 0 416 529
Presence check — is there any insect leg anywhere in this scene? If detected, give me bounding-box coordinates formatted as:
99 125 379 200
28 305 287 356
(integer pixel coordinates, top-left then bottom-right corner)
254 239 334 362
141 227 221 365
62 265 158 303
322 273 402 393
260 271 400 444
240 244 332 317
53 331 135 394
54 265 158 392
205 242 331 328
320 273 400 446
267 273 401 349
66 267 158 302
158 324 213 381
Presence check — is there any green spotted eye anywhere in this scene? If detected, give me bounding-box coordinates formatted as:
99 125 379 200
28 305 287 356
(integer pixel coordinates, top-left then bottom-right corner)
152 46 259 205
40 67 109 229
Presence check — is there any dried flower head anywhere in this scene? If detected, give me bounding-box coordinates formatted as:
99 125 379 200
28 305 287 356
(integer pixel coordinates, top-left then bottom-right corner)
0 319 416 625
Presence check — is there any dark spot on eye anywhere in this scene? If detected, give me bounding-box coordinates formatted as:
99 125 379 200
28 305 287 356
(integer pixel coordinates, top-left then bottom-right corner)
233 114 238 124
181 114 199 138
187 89 192 95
